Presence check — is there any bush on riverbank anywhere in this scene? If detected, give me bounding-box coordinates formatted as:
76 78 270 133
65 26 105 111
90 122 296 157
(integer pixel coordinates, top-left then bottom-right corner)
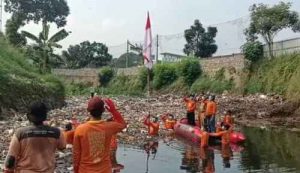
0 37 65 116
103 74 144 96
191 76 234 94
101 58 232 95
68 53 300 102
153 63 178 89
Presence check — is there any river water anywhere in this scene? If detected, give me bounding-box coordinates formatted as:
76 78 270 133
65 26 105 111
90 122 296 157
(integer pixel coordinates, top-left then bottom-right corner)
115 127 300 173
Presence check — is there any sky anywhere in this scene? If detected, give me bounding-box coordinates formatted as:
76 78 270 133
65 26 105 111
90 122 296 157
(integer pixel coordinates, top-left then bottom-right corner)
1 0 300 56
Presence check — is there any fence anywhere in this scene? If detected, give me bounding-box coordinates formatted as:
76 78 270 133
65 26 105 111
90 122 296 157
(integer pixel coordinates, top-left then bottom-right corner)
108 15 300 60
52 68 100 86
52 53 246 85
263 37 300 57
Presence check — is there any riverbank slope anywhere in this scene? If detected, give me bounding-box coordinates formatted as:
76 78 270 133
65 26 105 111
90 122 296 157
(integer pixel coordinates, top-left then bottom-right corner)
0 36 65 118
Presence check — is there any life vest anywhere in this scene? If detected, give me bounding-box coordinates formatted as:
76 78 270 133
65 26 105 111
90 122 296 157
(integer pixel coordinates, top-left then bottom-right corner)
165 119 176 129
63 130 75 145
186 100 196 112
149 122 159 136
206 101 217 116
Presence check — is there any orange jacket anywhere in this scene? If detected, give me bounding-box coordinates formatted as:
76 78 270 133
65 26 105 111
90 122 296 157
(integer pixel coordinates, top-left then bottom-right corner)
63 130 75 145
206 101 217 116
73 118 126 173
164 119 176 129
184 98 196 112
209 127 232 145
144 116 159 136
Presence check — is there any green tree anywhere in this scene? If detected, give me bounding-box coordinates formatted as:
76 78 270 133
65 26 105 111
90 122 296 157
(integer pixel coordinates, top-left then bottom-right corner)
242 41 264 63
153 64 177 89
99 67 114 87
4 0 70 27
62 41 112 69
22 22 69 72
113 52 143 68
246 2 300 59
177 58 202 85
5 14 27 47
184 20 218 58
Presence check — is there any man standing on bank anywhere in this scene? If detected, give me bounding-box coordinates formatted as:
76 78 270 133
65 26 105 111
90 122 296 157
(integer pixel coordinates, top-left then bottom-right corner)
73 96 126 173
4 102 66 173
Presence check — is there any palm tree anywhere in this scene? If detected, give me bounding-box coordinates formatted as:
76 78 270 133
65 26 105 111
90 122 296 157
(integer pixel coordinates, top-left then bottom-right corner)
22 22 70 72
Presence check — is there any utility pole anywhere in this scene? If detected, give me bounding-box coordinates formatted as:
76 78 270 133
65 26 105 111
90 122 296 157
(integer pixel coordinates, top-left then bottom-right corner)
156 34 159 64
126 40 129 68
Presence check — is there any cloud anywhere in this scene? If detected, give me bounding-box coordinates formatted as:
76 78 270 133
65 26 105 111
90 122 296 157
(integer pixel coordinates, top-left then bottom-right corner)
101 18 126 31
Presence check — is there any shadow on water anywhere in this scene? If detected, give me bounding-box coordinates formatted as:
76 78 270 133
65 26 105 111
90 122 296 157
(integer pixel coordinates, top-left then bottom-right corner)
116 127 300 173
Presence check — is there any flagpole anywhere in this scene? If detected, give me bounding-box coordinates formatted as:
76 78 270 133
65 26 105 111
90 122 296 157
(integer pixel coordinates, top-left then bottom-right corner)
147 68 151 97
126 40 129 68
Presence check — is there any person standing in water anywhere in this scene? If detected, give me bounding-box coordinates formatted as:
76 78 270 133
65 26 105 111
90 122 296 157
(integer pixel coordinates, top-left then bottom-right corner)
144 114 160 136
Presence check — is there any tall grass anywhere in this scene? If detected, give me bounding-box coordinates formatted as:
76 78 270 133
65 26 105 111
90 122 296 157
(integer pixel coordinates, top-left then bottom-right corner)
0 37 65 113
245 54 300 101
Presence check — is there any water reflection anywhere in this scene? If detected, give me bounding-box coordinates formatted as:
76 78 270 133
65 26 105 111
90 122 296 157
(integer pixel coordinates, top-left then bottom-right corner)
180 145 201 172
115 127 300 173
144 140 159 173
239 127 300 172
221 144 232 169
180 144 236 173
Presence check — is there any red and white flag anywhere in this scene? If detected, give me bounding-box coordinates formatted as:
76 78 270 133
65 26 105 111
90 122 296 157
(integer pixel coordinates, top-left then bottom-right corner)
143 12 153 69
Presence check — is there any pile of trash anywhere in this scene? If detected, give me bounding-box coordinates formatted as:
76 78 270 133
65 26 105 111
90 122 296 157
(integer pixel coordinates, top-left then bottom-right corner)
1 94 299 171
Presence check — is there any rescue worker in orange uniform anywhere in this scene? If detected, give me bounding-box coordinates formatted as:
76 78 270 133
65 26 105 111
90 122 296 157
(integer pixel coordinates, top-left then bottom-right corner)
73 97 126 173
205 95 217 132
222 110 234 127
161 113 177 130
144 114 160 136
63 122 75 145
197 95 208 128
184 94 197 126
209 124 233 145
216 110 234 133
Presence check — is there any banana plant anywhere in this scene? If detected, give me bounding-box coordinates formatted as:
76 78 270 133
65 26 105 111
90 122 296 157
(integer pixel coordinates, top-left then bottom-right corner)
22 22 70 73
